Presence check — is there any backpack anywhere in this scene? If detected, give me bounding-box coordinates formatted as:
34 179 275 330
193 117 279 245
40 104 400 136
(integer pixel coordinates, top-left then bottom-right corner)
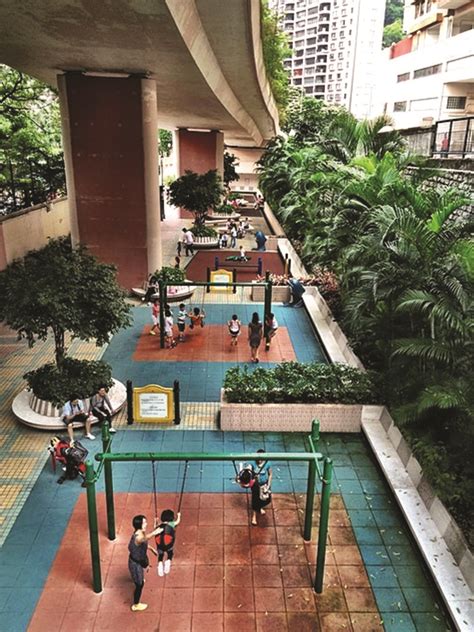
67 440 88 465
156 523 175 551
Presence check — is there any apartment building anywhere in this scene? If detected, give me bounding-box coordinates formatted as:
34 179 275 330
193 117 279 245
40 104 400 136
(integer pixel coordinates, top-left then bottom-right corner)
378 0 474 136
270 0 385 118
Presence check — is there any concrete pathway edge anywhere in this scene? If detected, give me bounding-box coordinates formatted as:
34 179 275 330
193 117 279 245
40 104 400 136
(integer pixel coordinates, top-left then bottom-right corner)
362 405 474 632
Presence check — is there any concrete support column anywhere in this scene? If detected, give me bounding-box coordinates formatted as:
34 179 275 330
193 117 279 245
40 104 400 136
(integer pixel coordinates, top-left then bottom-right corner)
57 73 161 288
176 129 224 178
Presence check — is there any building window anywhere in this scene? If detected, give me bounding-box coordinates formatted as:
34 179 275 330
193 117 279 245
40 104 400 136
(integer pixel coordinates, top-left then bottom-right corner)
393 101 407 112
446 96 466 110
397 72 410 82
413 64 442 79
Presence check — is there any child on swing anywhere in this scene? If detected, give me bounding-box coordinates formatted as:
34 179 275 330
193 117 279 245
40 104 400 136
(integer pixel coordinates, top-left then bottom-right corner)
188 306 206 329
155 509 181 576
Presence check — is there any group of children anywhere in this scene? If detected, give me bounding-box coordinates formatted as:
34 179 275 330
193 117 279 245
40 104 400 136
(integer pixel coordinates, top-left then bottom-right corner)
149 301 206 348
219 217 250 249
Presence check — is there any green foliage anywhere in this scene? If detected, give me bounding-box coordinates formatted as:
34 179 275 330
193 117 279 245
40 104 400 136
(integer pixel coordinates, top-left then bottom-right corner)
0 236 131 367
153 266 185 285
223 152 240 187
223 362 378 404
191 224 218 238
24 358 113 407
260 0 291 118
168 169 224 226
159 129 172 157
384 0 404 26
0 65 65 213
257 97 474 541
383 19 404 47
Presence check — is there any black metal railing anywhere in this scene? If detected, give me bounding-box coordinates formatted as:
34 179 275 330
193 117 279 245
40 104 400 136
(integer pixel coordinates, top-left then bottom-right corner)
431 116 474 158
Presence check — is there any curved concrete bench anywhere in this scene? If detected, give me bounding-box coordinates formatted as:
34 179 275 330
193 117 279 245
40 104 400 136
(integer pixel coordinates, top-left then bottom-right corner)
193 236 219 249
12 379 126 431
204 213 240 225
131 284 196 302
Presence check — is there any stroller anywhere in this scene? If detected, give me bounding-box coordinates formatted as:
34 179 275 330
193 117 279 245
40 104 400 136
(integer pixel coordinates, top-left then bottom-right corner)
49 436 88 487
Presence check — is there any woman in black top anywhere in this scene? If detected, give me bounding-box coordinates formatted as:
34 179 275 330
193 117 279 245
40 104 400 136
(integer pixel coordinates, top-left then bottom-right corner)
248 312 263 363
128 514 161 612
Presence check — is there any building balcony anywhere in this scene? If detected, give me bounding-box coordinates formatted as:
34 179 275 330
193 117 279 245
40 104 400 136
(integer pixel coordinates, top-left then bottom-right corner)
437 0 468 8
407 11 444 35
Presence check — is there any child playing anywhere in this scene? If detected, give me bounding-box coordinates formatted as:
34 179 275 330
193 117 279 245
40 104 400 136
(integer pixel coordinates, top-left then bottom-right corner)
164 308 176 348
150 299 160 336
188 306 206 329
239 245 247 261
155 509 181 576
228 314 241 346
177 303 187 342
174 256 181 269
220 232 229 248
264 312 279 350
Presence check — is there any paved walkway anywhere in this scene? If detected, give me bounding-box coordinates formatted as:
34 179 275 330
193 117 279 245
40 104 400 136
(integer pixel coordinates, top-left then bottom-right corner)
0 204 453 630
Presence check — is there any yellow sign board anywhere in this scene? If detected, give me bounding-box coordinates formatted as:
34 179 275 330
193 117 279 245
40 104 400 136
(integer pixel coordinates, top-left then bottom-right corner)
133 384 174 423
210 268 233 293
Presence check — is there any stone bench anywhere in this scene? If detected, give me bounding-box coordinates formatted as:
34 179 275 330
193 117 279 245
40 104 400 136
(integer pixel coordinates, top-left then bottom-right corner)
12 379 127 431
193 236 219 249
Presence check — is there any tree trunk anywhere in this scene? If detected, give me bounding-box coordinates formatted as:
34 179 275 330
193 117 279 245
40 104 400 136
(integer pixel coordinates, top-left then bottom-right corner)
8 159 17 212
53 325 65 367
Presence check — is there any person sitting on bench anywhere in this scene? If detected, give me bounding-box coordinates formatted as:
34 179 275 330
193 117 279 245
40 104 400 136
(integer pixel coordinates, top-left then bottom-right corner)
62 395 94 442
90 384 116 433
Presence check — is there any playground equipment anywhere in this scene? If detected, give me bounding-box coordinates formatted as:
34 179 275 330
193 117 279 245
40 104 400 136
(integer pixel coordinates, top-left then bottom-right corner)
84 420 333 595
156 273 274 349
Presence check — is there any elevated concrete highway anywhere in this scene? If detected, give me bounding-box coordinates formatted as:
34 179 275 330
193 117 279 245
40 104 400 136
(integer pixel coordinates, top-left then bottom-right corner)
0 0 279 146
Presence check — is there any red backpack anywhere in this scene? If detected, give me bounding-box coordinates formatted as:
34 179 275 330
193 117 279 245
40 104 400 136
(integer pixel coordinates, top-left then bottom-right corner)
155 523 175 551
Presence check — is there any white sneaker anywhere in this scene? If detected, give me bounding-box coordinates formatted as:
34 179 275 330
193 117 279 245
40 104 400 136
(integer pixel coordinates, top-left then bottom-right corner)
85 433 95 440
164 559 171 574
109 427 117 433
158 561 164 577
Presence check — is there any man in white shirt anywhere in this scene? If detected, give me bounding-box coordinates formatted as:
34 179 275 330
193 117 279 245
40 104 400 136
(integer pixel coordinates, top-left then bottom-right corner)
62 395 94 442
182 228 194 256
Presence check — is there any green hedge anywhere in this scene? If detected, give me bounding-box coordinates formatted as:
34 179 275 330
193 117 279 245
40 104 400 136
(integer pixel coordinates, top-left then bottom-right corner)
223 362 378 404
24 357 113 407
192 224 218 238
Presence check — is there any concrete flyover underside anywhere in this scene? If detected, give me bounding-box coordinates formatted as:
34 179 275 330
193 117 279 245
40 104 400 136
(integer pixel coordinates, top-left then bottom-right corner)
0 0 279 146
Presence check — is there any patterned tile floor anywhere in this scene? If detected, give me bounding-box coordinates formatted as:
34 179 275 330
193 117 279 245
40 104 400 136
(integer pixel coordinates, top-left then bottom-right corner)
0 211 453 630
0 431 451 631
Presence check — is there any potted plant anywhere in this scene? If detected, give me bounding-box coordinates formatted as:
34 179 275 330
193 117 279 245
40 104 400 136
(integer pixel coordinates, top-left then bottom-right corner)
0 237 131 409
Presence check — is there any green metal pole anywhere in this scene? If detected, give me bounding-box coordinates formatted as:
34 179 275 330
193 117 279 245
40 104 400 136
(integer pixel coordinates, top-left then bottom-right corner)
158 280 165 349
311 419 320 452
96 451 321 464
102 422 116 541
314 457 333 593
85 460 102 593
303 455 317 541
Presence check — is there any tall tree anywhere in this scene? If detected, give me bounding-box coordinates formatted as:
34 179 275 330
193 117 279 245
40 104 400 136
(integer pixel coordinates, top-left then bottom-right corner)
0 65 65 214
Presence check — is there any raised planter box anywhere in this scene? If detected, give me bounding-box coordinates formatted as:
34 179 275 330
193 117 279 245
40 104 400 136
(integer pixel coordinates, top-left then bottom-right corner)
251 284 290 303
204 213 240 225
220 390 362 432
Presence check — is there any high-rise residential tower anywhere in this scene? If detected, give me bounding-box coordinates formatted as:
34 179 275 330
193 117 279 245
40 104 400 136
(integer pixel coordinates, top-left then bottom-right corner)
270 0 385 118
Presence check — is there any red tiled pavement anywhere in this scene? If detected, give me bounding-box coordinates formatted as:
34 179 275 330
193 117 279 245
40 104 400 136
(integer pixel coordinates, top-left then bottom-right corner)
185 250 286 282
133 324 296 363
29 492 382 631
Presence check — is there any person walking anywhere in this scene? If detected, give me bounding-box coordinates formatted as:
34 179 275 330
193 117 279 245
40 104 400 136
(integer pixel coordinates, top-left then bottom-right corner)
182 228 194 256
128 515 162 612
248 312 263 363
228 314 241 347
264 312 279 351
230 224 237 248
149 299 160 336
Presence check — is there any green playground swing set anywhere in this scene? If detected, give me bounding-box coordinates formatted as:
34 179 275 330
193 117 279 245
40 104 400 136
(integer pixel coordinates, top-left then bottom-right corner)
83 420 333 595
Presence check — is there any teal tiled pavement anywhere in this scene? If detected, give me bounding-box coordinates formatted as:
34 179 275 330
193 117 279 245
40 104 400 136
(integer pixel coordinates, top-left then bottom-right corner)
0 430 452 631
101 304 327 401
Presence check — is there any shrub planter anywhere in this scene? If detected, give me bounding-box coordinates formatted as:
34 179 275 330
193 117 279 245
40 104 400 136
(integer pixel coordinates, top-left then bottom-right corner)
220 389 362 432
251 283 290 303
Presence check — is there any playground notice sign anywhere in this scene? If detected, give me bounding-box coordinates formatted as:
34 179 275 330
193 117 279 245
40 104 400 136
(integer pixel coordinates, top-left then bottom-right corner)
210 268 233 292
133 384 174 422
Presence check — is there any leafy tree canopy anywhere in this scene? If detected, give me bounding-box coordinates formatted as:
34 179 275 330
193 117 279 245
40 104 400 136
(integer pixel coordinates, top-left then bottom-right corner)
383 18 404 47
0 236 131 367
384 0 404 26
168 169 223 226
159 129 172 157
223 151 240 187
0 65 65 214
261 0 291 120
